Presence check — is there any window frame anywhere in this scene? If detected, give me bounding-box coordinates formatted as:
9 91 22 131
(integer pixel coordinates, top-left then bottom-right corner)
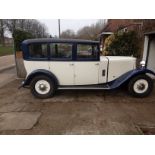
24 41 100 62
75 43 100 61
49 42 74 61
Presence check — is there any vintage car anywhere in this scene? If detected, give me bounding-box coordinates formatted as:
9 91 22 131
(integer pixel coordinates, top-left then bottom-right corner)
20 38 155 99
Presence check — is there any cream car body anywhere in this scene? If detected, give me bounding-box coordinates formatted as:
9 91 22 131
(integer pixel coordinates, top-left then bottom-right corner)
24 56 136 85
21 38 155 98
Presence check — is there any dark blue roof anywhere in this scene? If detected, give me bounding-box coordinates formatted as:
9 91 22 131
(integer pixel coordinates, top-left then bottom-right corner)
22 38 99 44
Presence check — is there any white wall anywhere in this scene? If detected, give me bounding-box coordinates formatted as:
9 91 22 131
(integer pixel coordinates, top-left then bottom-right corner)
142 36 149 61
147 38 155 72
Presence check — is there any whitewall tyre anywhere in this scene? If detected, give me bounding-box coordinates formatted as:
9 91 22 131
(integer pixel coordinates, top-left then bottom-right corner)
128 74 153 97
30 75 56 99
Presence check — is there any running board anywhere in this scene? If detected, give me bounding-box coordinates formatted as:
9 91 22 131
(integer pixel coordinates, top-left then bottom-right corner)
58 85 110 90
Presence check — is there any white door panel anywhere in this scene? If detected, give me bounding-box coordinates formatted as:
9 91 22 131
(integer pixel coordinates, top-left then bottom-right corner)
49 62 74 85
74 62 99 85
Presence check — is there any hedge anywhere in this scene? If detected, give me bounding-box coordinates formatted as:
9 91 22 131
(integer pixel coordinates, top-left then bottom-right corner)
13 29 33 51
105 31 140 57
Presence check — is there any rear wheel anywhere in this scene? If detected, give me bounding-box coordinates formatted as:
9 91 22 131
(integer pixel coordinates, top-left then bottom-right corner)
30 75 56 99
128 74 153 97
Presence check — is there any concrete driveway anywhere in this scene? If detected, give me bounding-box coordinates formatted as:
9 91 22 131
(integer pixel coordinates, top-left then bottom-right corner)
0 78 155 135
0 55 15 71
0 55 16 87
0 67 16 88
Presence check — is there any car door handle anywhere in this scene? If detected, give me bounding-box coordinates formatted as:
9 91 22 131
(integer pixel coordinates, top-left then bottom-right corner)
95 63 99 65
102 70 106 76
69 63 74 66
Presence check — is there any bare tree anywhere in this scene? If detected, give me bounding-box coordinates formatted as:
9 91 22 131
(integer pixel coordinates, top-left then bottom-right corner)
0 19 5 45
4 19 17 34
24 19 49 38
3 19 49 38
60 20 106 40
77 20 106 40
61 29 76 39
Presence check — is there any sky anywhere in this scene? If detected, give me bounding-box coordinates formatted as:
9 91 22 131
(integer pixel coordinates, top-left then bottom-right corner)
39 19 99 36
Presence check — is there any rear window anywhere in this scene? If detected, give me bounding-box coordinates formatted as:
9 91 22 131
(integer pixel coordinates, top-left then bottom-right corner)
29 43 48 59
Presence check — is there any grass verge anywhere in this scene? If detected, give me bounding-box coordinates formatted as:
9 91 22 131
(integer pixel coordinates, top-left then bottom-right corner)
0 45 13 56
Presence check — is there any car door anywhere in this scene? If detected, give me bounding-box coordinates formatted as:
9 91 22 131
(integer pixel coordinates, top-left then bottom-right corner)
48 43 74 86
74 43 99 85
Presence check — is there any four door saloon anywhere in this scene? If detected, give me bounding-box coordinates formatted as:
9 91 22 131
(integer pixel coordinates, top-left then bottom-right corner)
20 38 155 99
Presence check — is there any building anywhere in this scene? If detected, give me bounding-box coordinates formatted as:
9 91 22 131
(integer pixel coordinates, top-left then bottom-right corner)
100 20 155 73
142 31 155 73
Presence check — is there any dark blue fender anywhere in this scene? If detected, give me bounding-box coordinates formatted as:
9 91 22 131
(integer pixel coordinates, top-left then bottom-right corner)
21 69 59 87
109 68 155 89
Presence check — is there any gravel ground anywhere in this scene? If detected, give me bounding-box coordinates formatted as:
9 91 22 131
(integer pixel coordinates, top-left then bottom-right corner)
0 79 155 135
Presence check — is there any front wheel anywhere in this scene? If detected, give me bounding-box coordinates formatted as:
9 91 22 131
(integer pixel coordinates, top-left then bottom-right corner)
128 74 153 97
30 75 56 99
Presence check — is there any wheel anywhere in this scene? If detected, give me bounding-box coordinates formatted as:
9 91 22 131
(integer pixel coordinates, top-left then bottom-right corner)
128 74 153 97
30 75 56 99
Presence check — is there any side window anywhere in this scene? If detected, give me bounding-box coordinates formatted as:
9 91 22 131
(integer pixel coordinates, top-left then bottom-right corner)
29 43 48 59
50 43 72 60
77 44 99 60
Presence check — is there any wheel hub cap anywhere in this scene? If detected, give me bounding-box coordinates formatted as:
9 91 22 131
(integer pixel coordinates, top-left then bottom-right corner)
137 83 145 90
39 84 47 91
35 80 51 95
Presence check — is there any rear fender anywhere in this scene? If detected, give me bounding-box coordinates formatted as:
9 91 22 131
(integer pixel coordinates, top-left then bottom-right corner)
109 68 155 89
22 69 59 87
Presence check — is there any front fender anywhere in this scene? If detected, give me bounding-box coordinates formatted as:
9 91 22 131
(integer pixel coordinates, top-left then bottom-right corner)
110 68 155 89
22 69 59 87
